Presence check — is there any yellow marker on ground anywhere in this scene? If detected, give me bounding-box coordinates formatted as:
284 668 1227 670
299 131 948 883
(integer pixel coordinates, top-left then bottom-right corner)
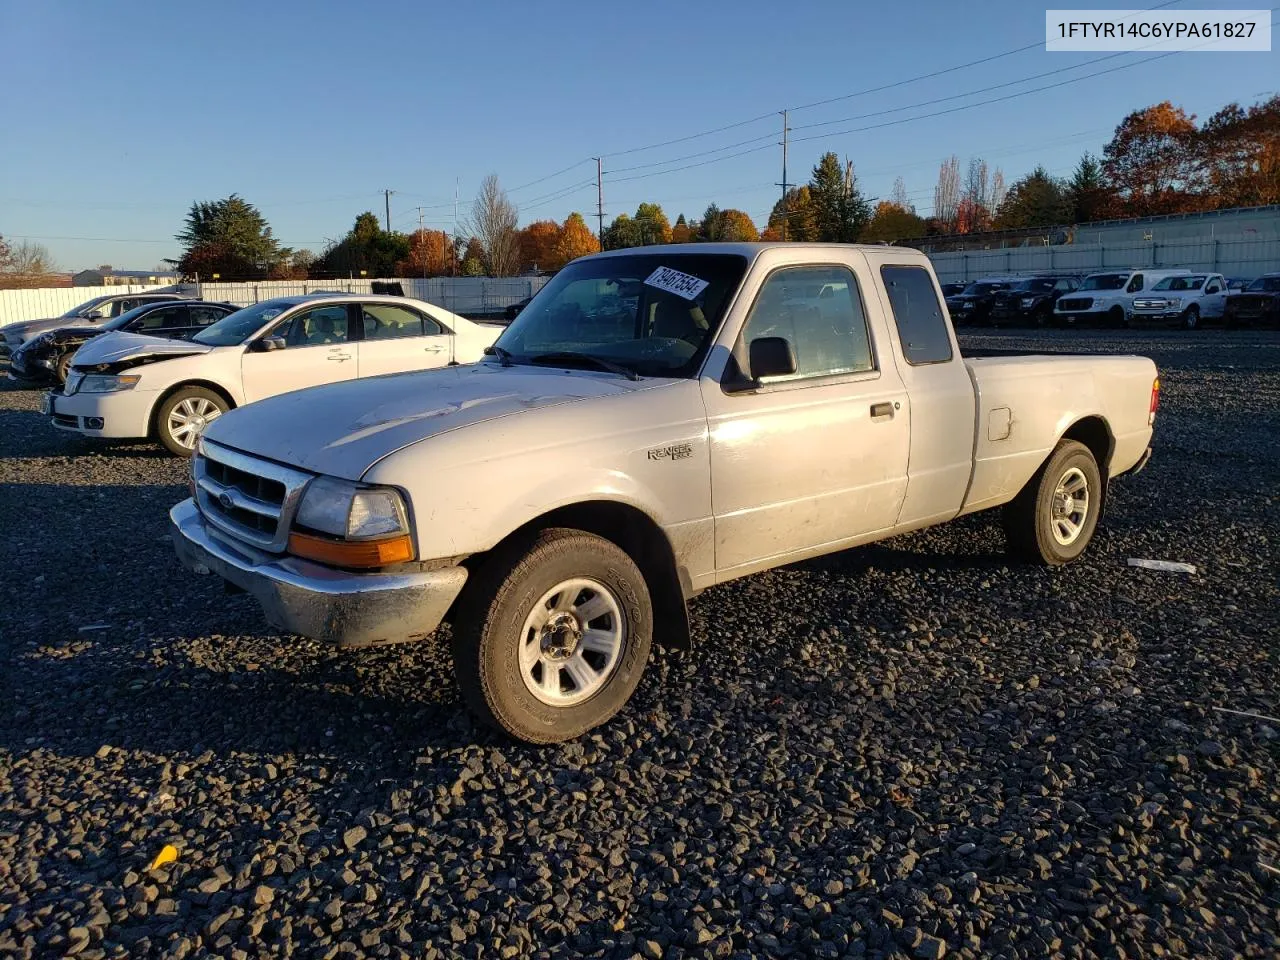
148 844 178 870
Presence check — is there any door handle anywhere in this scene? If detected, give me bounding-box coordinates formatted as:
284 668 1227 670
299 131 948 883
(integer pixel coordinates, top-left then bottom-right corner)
327 354 351 362
423 345 445 353
870 402 895 419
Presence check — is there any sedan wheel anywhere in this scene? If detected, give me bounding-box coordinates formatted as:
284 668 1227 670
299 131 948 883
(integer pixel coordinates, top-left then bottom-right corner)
156 386 228 457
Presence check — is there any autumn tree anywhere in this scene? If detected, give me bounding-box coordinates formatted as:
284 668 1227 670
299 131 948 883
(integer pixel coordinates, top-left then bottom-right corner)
175 194 286 279
469 174 520 276
861 201 926 243
1198 95 1280 208
717 209 759 242
460 237 486 276
992 167 1072 229
766 186 817 241
517 220 561 273
554 213 600 265
933 156 961 231
671 214 692 243
990 169 1007 214
1103 101 1205 216
890 177 913 212
399 229 456 277
0 238 58 288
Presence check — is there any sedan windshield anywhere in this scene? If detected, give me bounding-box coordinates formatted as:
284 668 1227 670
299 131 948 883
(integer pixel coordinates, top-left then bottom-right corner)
192 299 290 346
1246 276 1280 292
493 253 748 378
62 296 111 318
1081 274 1128 291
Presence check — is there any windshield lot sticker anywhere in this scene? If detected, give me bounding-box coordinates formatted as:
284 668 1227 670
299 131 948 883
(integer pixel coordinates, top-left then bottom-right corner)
645 266 709 301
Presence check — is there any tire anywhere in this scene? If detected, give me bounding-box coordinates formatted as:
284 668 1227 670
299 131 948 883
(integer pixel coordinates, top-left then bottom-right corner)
451 529 653 744
155 386 228 457
1002 440 1102 566
1182 305 1199 330
54 352 73 385
1108 306 1127 329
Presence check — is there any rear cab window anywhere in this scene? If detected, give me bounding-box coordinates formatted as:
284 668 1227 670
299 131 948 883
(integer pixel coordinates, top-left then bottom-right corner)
879 266 954 365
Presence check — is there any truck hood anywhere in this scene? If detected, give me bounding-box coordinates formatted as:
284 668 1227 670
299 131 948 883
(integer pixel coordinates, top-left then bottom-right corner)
204 362 663 480
70 330 215 369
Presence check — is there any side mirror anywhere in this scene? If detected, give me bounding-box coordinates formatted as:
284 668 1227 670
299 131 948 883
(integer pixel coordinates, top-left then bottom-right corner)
251 336 287 352
749 336 797 381
85 311 106 320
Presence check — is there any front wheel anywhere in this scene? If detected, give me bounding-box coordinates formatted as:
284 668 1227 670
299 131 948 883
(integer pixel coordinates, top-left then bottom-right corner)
451 529 653 743
55 352 73 385
155 386 228 457
1003 440 1102 565
1108 306 1128 329
1182 305 1200 330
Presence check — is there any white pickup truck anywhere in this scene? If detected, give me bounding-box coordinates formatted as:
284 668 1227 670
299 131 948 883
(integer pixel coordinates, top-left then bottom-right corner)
45 293 500 455
170 244 1158 743
1129 273 1228 329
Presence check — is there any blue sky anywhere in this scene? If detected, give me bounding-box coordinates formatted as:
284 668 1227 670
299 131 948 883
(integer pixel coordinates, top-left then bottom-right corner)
1 0 1275 270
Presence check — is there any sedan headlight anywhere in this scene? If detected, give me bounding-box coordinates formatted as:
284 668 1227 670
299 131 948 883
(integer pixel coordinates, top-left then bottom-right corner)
291 476 413 568
79 374 140 393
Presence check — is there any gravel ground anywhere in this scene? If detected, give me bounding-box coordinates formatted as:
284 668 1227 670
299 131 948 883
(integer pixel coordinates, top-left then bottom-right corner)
1 328 1277 960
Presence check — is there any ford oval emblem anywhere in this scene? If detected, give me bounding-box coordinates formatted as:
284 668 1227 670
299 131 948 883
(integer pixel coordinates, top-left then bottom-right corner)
218 492 234 510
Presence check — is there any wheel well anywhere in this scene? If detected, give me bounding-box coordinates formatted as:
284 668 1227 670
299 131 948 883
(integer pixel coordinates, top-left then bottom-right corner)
1061 415 1113 508
150 380 236 436
458 501 693 650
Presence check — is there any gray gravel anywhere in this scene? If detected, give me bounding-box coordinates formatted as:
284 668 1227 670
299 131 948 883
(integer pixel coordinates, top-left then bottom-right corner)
1 328 1278 960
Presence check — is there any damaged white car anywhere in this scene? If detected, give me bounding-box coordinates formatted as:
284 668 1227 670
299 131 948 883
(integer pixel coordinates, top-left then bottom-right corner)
43 293 501 455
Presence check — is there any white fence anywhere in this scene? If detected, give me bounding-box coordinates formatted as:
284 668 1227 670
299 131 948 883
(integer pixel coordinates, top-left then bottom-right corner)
928 235 1279 283
0 276 551 327
0 284 183 327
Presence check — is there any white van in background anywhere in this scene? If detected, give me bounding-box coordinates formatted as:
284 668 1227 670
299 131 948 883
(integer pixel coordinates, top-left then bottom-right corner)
1054 269 1191 327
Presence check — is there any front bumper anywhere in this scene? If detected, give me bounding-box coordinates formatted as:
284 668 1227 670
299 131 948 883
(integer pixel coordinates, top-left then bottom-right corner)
6 352 56 384
169 498 468 647
46 386 156 439
1130 310 1182 325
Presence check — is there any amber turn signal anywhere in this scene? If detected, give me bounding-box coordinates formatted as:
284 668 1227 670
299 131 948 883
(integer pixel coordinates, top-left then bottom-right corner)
288 531 414 568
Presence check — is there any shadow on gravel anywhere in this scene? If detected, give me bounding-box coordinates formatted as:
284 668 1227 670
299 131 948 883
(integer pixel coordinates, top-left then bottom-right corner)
3 631 490 770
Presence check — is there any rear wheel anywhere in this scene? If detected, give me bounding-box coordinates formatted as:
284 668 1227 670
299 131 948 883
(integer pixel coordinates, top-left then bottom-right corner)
451 529 653 743
1182 305 1200 330
155 386 227 457
1003 440 1102 566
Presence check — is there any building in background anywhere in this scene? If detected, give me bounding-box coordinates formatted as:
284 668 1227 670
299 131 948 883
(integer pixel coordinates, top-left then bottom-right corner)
72 267 181 287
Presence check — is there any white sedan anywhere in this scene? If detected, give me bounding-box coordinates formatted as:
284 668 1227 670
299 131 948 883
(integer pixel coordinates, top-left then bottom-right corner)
45 293 501 455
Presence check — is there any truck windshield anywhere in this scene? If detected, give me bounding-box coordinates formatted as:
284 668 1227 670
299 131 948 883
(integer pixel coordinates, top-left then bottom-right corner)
1246 276 1280 292
1080 274 1128 291
1009 279 1055 293
192 299 290 346
1153 276 1205 291
961 282 1002 296
493 253 749 378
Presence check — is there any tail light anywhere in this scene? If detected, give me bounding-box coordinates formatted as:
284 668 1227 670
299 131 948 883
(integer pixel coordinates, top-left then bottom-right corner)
1149 375 1160 426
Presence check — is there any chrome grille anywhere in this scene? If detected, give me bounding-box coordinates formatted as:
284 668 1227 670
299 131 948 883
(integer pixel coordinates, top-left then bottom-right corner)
1132 298 1170 310
194 440 313 552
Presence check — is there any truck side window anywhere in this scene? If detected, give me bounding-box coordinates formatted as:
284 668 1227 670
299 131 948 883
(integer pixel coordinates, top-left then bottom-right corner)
737 265 875 381
879 266 953 365
1127 274 1144 293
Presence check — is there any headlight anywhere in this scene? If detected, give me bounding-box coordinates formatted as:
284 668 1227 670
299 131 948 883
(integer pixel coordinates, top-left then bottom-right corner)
79 374 140 393
291 476 413 567
1020 298 1036 308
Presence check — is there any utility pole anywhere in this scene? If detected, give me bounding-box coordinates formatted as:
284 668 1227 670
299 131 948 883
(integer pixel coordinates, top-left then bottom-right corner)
384 189 395 232
594 157 605 246
417 207 426 279
776 110 791 241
